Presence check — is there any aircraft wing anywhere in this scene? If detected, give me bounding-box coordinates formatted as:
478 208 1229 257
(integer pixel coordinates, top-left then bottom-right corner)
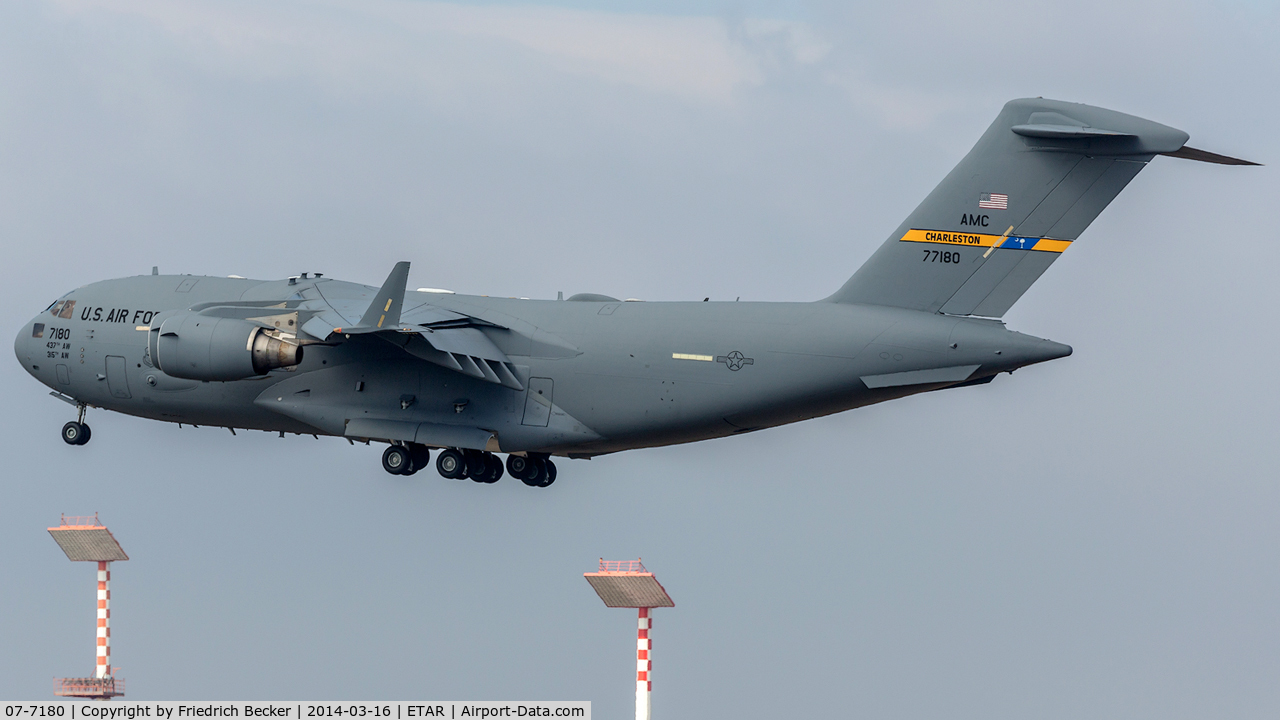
188 264 524 390
369 324 524 390
297 264 524 391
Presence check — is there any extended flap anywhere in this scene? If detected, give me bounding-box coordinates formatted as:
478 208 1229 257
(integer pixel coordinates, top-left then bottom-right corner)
420 327 506 363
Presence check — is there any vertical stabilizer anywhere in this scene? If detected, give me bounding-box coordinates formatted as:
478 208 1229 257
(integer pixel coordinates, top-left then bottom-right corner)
827 98 1195 316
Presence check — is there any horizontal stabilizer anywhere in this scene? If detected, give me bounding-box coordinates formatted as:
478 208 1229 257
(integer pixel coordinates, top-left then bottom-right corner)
1011 124 1134 139
1161 145 1260 166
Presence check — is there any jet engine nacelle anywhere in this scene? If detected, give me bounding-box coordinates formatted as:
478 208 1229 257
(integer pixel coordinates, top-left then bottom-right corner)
149 313 303 381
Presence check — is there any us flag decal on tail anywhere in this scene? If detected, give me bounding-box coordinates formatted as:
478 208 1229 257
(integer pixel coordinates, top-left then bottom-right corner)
978 192 1008 209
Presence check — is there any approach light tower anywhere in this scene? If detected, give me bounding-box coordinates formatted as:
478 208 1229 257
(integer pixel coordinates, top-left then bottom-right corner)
584 559 674 720
48 513 129 700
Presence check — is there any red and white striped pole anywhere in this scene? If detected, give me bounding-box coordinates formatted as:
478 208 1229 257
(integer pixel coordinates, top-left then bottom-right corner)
636 608 651 720
584 560 672 719
96 561 111 678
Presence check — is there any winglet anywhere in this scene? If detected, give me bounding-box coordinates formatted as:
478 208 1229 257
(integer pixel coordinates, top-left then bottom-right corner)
358 261 411 328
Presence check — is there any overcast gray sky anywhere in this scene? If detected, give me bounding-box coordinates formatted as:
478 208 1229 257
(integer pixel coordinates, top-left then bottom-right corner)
2 0 1278 716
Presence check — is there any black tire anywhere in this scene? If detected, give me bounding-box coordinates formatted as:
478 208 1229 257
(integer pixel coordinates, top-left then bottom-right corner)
484 454 504 483
507 455 536 484
410 444 431 473
539 459 557 487
436 448 466 479
79 424 91 445
61 422 86 446
466 450 490 482
524 458 546 487
382 445 410 475
527 458 548 487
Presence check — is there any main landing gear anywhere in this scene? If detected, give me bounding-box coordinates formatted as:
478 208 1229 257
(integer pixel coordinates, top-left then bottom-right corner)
435 448 504 484
61 404 91 446
382 443 431 476
506 454 556 487
380 444 556 487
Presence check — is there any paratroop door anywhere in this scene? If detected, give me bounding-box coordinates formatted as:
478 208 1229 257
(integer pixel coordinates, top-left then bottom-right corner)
105 356 131 399
521 377 553 427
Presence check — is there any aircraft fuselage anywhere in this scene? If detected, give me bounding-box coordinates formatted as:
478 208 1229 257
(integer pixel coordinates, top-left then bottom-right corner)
15 273 1069 461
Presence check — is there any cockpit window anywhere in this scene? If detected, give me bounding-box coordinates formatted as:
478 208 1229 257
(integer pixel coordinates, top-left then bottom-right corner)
50 300 76 319
45 291 75 316
32 323 44 338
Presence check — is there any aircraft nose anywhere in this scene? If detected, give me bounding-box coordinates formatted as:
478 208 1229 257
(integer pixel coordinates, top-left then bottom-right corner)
14 317 36 375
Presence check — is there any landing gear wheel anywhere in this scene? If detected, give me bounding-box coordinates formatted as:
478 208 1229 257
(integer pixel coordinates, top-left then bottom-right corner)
79 424 91 445
523 458 547 487
382 445 411 475
409 444 431 473
61 421 89 446
482 454 504 483
466 450 491 483
508 455 540 486
436 449 466 479
539 459 557 487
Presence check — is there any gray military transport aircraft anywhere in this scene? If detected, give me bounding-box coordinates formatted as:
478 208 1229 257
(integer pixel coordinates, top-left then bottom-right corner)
15 98 1256 486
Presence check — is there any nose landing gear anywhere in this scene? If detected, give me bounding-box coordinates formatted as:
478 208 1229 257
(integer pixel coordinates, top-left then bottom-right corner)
61 421 90 445
61 404 91 446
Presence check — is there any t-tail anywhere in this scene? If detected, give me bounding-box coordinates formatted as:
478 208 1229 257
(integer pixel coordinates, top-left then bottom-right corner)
827 97 1257 316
